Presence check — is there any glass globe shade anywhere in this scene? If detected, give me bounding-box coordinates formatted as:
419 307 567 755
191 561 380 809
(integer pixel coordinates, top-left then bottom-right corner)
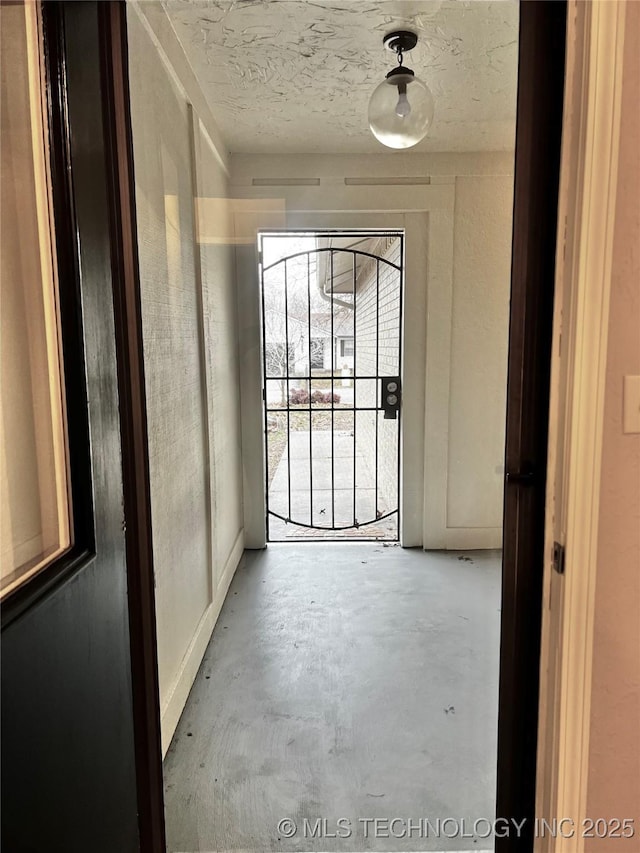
368 72 434 149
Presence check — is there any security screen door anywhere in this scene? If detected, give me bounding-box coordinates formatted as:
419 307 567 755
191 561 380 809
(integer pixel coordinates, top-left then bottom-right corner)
260 231 403 542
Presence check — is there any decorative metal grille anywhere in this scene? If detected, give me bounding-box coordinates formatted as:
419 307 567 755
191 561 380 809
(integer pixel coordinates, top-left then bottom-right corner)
260 232 403 542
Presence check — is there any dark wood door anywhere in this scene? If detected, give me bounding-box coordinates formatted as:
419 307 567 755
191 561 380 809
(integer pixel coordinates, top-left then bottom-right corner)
1 3 149 850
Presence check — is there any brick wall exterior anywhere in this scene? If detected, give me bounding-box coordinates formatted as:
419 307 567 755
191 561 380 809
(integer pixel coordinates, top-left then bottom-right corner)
354 237 401 518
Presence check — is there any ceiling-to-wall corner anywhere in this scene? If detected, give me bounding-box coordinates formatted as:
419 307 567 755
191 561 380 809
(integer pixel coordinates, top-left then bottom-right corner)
130 0 231 176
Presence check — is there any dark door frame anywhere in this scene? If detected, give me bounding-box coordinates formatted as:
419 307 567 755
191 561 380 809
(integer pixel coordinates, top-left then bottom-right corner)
97 4 166 851
27 1 565 850
496 2 567 850
2 2 162 849
43 2 165 850
1 2 166 849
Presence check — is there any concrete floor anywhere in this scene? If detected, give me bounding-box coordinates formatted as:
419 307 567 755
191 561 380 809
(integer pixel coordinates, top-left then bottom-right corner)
164 545 501 853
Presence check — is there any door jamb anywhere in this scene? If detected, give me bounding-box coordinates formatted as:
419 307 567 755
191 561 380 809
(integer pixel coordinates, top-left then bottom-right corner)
98 3 166 851
105 0 572 849
496 2 567 849
235 205 440 549
258 228 405 543
535 2 628 849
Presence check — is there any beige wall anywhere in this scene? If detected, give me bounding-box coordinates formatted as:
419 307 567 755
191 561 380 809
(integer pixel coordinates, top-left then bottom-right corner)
230 152 514 549
127 3 244 753
1 2 69 591
587 1 640 840
447 174 512 532
1 8 43 567
194 127 244 592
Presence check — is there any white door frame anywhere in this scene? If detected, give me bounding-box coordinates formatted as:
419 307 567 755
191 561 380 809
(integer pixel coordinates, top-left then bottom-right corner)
231 181 455 548
535 1 627 848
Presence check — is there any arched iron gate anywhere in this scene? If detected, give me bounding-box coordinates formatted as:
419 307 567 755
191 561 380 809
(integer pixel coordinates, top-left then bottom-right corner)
260 232 403 541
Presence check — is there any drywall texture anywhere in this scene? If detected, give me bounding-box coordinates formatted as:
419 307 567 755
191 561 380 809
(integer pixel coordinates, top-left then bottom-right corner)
162 0 518 155
127 4 244 752
587 3 640 843
193 124 244 592
447 174 512 531
231 152 513 549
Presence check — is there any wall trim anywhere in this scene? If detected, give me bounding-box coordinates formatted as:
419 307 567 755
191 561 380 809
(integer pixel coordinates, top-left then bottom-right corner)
160 528 245 755
232 167 511 551
231 184 452 549
433 528 503 551
422 206 457 550
231 151 515 181
538 1 627 848
187 103 215 608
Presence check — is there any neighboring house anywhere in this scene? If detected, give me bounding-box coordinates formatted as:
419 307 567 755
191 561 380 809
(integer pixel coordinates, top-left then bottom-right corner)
309 312 354 373
352 235 402 514
263 307 354 379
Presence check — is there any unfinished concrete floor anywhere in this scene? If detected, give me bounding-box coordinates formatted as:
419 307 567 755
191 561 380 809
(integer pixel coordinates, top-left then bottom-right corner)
164 545 501 852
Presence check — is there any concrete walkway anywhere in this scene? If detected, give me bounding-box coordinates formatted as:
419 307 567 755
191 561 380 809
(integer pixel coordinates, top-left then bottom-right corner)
268 430 396 540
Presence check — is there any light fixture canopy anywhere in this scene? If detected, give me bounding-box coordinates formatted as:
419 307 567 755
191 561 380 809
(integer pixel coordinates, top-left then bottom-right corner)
368 30 434 150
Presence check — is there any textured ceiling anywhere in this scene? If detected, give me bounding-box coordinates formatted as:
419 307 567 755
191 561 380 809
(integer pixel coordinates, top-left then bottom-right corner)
162 0 519 154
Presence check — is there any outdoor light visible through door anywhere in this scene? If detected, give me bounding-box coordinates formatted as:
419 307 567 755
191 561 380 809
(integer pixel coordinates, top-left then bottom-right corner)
368 30 434 149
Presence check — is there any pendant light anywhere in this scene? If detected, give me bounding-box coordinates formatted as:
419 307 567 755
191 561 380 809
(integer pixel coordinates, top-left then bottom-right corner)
368 30 434 150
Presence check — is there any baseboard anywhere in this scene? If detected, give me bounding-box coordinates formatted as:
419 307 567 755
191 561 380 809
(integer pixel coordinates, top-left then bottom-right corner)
160 528 245 756
424 526 503 550
176 849 494 853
